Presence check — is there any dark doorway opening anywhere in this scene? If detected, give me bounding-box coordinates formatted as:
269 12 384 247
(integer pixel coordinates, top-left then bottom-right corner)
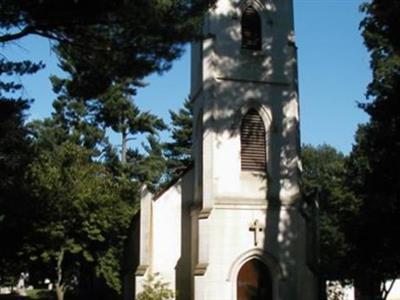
237 258 273 300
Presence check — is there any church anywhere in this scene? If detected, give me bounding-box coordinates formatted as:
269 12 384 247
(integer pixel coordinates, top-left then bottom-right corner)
124 0 317 299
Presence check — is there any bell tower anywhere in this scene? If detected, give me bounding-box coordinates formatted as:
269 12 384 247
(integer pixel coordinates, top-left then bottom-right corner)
190 0 317 299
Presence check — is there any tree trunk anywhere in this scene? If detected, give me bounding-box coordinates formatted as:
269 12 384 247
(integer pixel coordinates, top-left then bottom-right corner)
382 279 396 300
55 283 65 300
55 249 66 300
354 275 382 300
318 277 327 300
121 131 127 164
121 131 135 164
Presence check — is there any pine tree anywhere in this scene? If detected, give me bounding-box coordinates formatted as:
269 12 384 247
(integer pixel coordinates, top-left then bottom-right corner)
129 135 167 192
0 36 45 286
164 98 193 180
1 0 214 98
9 73 168 299
0 100 34 285
0 59 44 103
97 82 166 164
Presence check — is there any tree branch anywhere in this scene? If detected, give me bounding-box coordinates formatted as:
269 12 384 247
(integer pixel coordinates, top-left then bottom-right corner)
0 26 36 43
0 25 109 53
31 29 113 53
382 278 396 300
31 30 73 45
0 26 73 46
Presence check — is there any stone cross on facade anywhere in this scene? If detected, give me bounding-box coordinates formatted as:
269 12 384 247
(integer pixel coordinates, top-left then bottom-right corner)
249 219 264 246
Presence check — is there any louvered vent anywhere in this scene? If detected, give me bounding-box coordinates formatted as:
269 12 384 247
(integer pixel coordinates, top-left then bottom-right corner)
241 109 266 171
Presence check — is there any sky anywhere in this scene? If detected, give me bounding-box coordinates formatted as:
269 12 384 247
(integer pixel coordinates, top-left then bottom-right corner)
1 0 370 154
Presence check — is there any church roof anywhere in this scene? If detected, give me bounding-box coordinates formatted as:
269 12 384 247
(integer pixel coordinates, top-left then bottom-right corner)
153 163 193 201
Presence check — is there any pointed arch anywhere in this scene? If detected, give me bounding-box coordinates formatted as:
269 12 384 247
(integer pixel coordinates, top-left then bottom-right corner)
241 6 262 50
227 249 281 300
240 109 266 171
237 258 273 300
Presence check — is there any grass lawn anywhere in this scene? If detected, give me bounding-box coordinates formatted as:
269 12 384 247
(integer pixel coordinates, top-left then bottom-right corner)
0 290 53 300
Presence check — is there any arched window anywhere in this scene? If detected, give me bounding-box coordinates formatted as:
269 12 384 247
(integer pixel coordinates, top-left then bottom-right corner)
241 6 262 50
240 109 266 171
237 259 273 300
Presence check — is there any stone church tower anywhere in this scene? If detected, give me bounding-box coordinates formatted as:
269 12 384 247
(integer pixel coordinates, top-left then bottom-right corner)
125 0 317 299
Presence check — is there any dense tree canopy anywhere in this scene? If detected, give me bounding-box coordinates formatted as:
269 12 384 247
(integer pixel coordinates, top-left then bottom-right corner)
301 144 362 300
0 100 33 286
0 12 197 289
359 0 400 193
1 0 214 98
302 144 358 282
343 1 400 299
18 69 170 299
1 4 211 289
1 35 180 300
25 141 135 300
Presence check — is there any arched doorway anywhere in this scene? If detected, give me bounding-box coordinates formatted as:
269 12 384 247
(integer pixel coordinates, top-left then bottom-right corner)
237 258 273 300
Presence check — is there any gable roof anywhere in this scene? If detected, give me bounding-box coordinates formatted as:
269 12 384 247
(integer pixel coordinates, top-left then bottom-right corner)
153 163 194 201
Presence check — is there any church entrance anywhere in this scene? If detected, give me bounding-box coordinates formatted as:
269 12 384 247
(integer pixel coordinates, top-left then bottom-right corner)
237 258 273 300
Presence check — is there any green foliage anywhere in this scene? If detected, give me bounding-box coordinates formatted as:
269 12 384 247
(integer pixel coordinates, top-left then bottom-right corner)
136 273 174 300
359 1 400 198
26 289 54 300
164 98 193 179
346 125 400 298
127 135 168 192
0 2 212 297
0 59 44 204
0 99 33 284
17 66 169 296
301 144 359 280
96 82 166 164
49 72 167 164
24 141 136 293
8 58 169 297
344 1 400 297
50 85 107 152
0 100 31 193
1 0 215 98
0 59 44 102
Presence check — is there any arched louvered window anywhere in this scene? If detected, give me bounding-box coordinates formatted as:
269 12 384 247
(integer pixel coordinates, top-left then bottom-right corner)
241 6 262 50
241 109 266 171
